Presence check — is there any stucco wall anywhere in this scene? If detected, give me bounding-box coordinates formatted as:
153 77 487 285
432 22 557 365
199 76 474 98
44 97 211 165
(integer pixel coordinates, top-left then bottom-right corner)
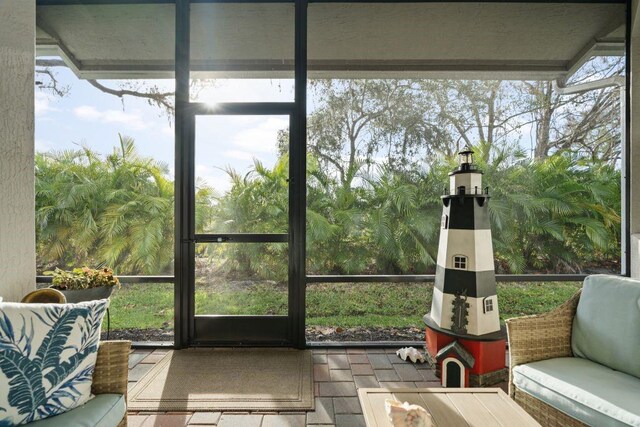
631 0 640 277
0 0 35 301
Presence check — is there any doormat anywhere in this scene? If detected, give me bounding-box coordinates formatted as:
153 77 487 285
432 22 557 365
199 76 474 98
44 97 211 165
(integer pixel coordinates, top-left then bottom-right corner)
127 348 314 411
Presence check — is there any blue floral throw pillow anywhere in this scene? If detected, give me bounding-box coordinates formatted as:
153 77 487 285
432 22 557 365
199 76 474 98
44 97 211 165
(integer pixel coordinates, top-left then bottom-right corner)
0 299 109 425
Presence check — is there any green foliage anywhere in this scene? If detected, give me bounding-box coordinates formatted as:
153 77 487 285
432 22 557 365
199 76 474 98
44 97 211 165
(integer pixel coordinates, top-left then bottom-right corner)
209 147 620 278
36 76 621 278
44 267 120 290
35 138 620 278
36 135 215 275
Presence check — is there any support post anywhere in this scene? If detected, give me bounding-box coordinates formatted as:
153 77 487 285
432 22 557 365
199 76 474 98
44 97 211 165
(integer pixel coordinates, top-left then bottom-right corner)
630 0 640 277
0 0 36 302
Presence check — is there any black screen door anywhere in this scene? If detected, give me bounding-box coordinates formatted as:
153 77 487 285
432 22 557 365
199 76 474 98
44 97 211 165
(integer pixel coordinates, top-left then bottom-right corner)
185 105 299 346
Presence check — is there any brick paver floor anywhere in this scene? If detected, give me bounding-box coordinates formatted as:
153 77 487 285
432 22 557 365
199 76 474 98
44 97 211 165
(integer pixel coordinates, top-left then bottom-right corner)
126 347 508 427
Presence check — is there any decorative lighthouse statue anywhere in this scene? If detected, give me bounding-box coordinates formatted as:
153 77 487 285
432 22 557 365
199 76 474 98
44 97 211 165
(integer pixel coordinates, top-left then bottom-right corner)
423 145 507 387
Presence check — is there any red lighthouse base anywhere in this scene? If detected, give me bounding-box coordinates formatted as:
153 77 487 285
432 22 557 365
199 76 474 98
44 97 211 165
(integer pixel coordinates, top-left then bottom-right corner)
424 320 508 387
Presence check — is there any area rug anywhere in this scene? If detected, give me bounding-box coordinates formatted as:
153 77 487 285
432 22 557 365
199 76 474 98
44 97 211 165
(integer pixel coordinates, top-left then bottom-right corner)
127 348 314 411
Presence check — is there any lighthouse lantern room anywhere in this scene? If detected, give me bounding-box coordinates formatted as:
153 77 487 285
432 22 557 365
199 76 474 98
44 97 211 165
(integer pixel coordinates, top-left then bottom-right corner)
423 145 508 387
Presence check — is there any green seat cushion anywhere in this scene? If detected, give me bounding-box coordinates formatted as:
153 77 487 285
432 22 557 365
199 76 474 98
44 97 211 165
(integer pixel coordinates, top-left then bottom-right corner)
513 357 640 427
24 394 125 427
572 274 640 379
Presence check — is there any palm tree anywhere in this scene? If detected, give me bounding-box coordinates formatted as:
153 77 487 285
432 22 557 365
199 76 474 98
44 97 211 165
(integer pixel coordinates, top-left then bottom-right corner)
36 135 203 275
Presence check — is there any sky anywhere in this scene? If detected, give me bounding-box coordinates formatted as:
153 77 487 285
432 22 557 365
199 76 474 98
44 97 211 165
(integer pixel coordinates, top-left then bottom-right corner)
36 60 621 197
35 65 295 194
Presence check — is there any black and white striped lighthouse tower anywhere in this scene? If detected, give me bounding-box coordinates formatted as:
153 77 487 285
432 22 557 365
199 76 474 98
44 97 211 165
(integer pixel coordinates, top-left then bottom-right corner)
423 145 507 387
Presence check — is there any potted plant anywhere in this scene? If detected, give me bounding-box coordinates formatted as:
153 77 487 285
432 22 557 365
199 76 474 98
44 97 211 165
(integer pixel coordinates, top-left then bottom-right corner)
44 267 120 303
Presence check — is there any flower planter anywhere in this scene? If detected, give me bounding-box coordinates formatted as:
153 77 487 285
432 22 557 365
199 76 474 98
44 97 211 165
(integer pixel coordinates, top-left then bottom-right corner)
52 285 115 303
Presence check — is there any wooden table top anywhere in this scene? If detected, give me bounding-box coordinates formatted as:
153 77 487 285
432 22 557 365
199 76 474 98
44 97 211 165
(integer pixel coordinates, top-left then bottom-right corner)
358 388 541 427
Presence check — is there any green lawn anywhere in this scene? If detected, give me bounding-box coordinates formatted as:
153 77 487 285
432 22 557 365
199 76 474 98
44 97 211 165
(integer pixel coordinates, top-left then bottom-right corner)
107 281 582 331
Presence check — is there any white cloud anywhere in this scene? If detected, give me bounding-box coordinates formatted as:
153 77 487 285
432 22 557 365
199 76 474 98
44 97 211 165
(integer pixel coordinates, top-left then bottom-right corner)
233 117 288 153
195 164 231 194
73 105 148 130
35 138 54 152
35 93 57 117
161 125 174 136
224 150 255 161
195 79 294 104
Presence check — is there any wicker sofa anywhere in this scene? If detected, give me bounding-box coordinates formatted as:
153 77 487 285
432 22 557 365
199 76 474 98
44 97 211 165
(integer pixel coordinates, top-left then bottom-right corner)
506 275 640 427
28 340 131 427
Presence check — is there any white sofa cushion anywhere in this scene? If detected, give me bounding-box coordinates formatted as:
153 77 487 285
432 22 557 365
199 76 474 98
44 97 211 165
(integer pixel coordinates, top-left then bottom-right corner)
0 299 109 425
572 274 640 379
513 357 640 427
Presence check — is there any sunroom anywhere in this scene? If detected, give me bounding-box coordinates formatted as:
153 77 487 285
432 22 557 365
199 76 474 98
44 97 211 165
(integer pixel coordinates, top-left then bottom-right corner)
1 0 639 426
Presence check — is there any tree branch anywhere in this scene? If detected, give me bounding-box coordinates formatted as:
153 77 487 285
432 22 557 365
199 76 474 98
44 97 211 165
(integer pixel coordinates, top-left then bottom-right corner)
86 79 175 115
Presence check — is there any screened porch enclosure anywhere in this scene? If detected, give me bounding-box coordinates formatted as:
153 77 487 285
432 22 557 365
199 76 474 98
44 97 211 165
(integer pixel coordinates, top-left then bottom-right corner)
33 0 628 348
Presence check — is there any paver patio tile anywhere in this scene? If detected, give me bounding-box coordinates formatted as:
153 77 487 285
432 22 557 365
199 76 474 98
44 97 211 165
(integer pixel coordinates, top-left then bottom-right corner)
335 414 366 427
314 364 330 382
306 397 335 424
327 354 350 369
332 397 362 414
394 364 424 381
188 412 221 425
389 354 407 364
142 414 192 427
353 375 379 388
128 352 149 369
350 364 373 375
379 381 417 388
262 414 306 427
415 362 433 371
129 363 154 382
125 348 495 425
418 368 439 382
142 351 168 364
347 354 368 364
414 381 441 388
374 369 400 382
367 354 392 369
313 354 328 364
127 415 149 427
217 414 262 427
329 369 353 382
319 382 357 397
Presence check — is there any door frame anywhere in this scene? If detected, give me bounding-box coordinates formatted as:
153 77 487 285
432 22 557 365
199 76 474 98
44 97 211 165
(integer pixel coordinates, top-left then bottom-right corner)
174 0 307 349
187 106 296 346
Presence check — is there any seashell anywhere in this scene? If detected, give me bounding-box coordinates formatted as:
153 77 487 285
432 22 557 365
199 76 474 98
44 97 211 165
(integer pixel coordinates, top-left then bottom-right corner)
385 399 432 427
396 347 426 364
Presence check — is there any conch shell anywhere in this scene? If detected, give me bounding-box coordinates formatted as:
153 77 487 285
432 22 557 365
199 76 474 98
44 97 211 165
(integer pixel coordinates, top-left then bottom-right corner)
385 399 432 427
396 347 426 364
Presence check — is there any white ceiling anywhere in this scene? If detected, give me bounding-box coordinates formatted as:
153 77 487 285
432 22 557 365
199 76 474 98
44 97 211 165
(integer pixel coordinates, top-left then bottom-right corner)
36 2 625 80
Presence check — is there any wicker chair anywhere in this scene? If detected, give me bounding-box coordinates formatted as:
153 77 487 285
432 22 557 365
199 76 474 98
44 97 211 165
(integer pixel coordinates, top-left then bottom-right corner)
505 290 586 427
21 288 67 304
92 340 132 427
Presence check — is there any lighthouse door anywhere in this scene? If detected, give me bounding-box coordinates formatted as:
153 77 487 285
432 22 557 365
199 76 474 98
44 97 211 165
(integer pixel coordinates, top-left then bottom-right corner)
444 359 462 387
